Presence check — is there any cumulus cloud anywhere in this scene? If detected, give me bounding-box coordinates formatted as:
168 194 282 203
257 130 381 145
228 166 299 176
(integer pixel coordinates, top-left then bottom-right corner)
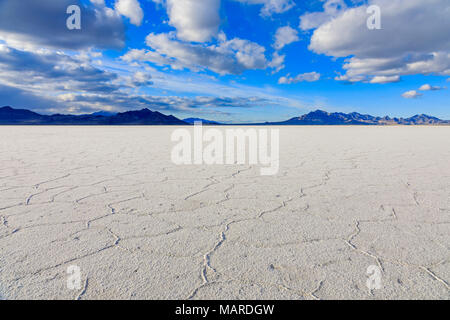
115 0 144 26
273 26 299 50
166 0 221 42
268 52 285 73
0 0 125 50
369 76 400 84
402 90 422 99
303 0 450 83
400 83 446 100
90 0 106 6
418 84 445 91
233 0 295 17
278 72 321 84
300 0 347 30
121 32 271 75
130 71 153 87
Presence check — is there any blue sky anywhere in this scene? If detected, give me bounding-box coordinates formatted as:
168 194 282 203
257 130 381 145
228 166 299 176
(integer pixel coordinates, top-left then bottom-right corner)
0 0 448 123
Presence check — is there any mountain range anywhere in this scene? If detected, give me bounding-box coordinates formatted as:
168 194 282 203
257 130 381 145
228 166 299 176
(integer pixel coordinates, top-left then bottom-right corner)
266 110 450 126
1 106 449 126
0 106 186 125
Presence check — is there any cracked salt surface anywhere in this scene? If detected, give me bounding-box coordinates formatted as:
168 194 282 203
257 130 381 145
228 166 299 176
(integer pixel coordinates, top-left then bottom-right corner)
0 126 449 300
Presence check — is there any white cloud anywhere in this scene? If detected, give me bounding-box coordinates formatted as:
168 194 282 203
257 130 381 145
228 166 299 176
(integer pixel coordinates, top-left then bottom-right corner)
166 0 221 42
268 52 285 73
273 26 299 50
278 72 321 84
402 90 422 99
304 0 450 82
300 0 347 30
369 75 400 84
233 0 295 17
90 0 106 6
418 84 445 91
400 83 446 100
115 0 144 26
130 71 153 87
121 32 272 75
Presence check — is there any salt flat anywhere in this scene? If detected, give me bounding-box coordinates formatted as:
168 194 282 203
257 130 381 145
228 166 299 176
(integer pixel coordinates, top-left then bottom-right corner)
0 126 449 300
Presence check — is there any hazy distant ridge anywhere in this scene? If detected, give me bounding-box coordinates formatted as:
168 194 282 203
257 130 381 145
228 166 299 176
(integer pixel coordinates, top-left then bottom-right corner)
183 118 221 125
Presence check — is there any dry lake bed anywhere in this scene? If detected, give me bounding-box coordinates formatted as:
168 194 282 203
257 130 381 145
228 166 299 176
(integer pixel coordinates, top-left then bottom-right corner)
0 126 449 300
